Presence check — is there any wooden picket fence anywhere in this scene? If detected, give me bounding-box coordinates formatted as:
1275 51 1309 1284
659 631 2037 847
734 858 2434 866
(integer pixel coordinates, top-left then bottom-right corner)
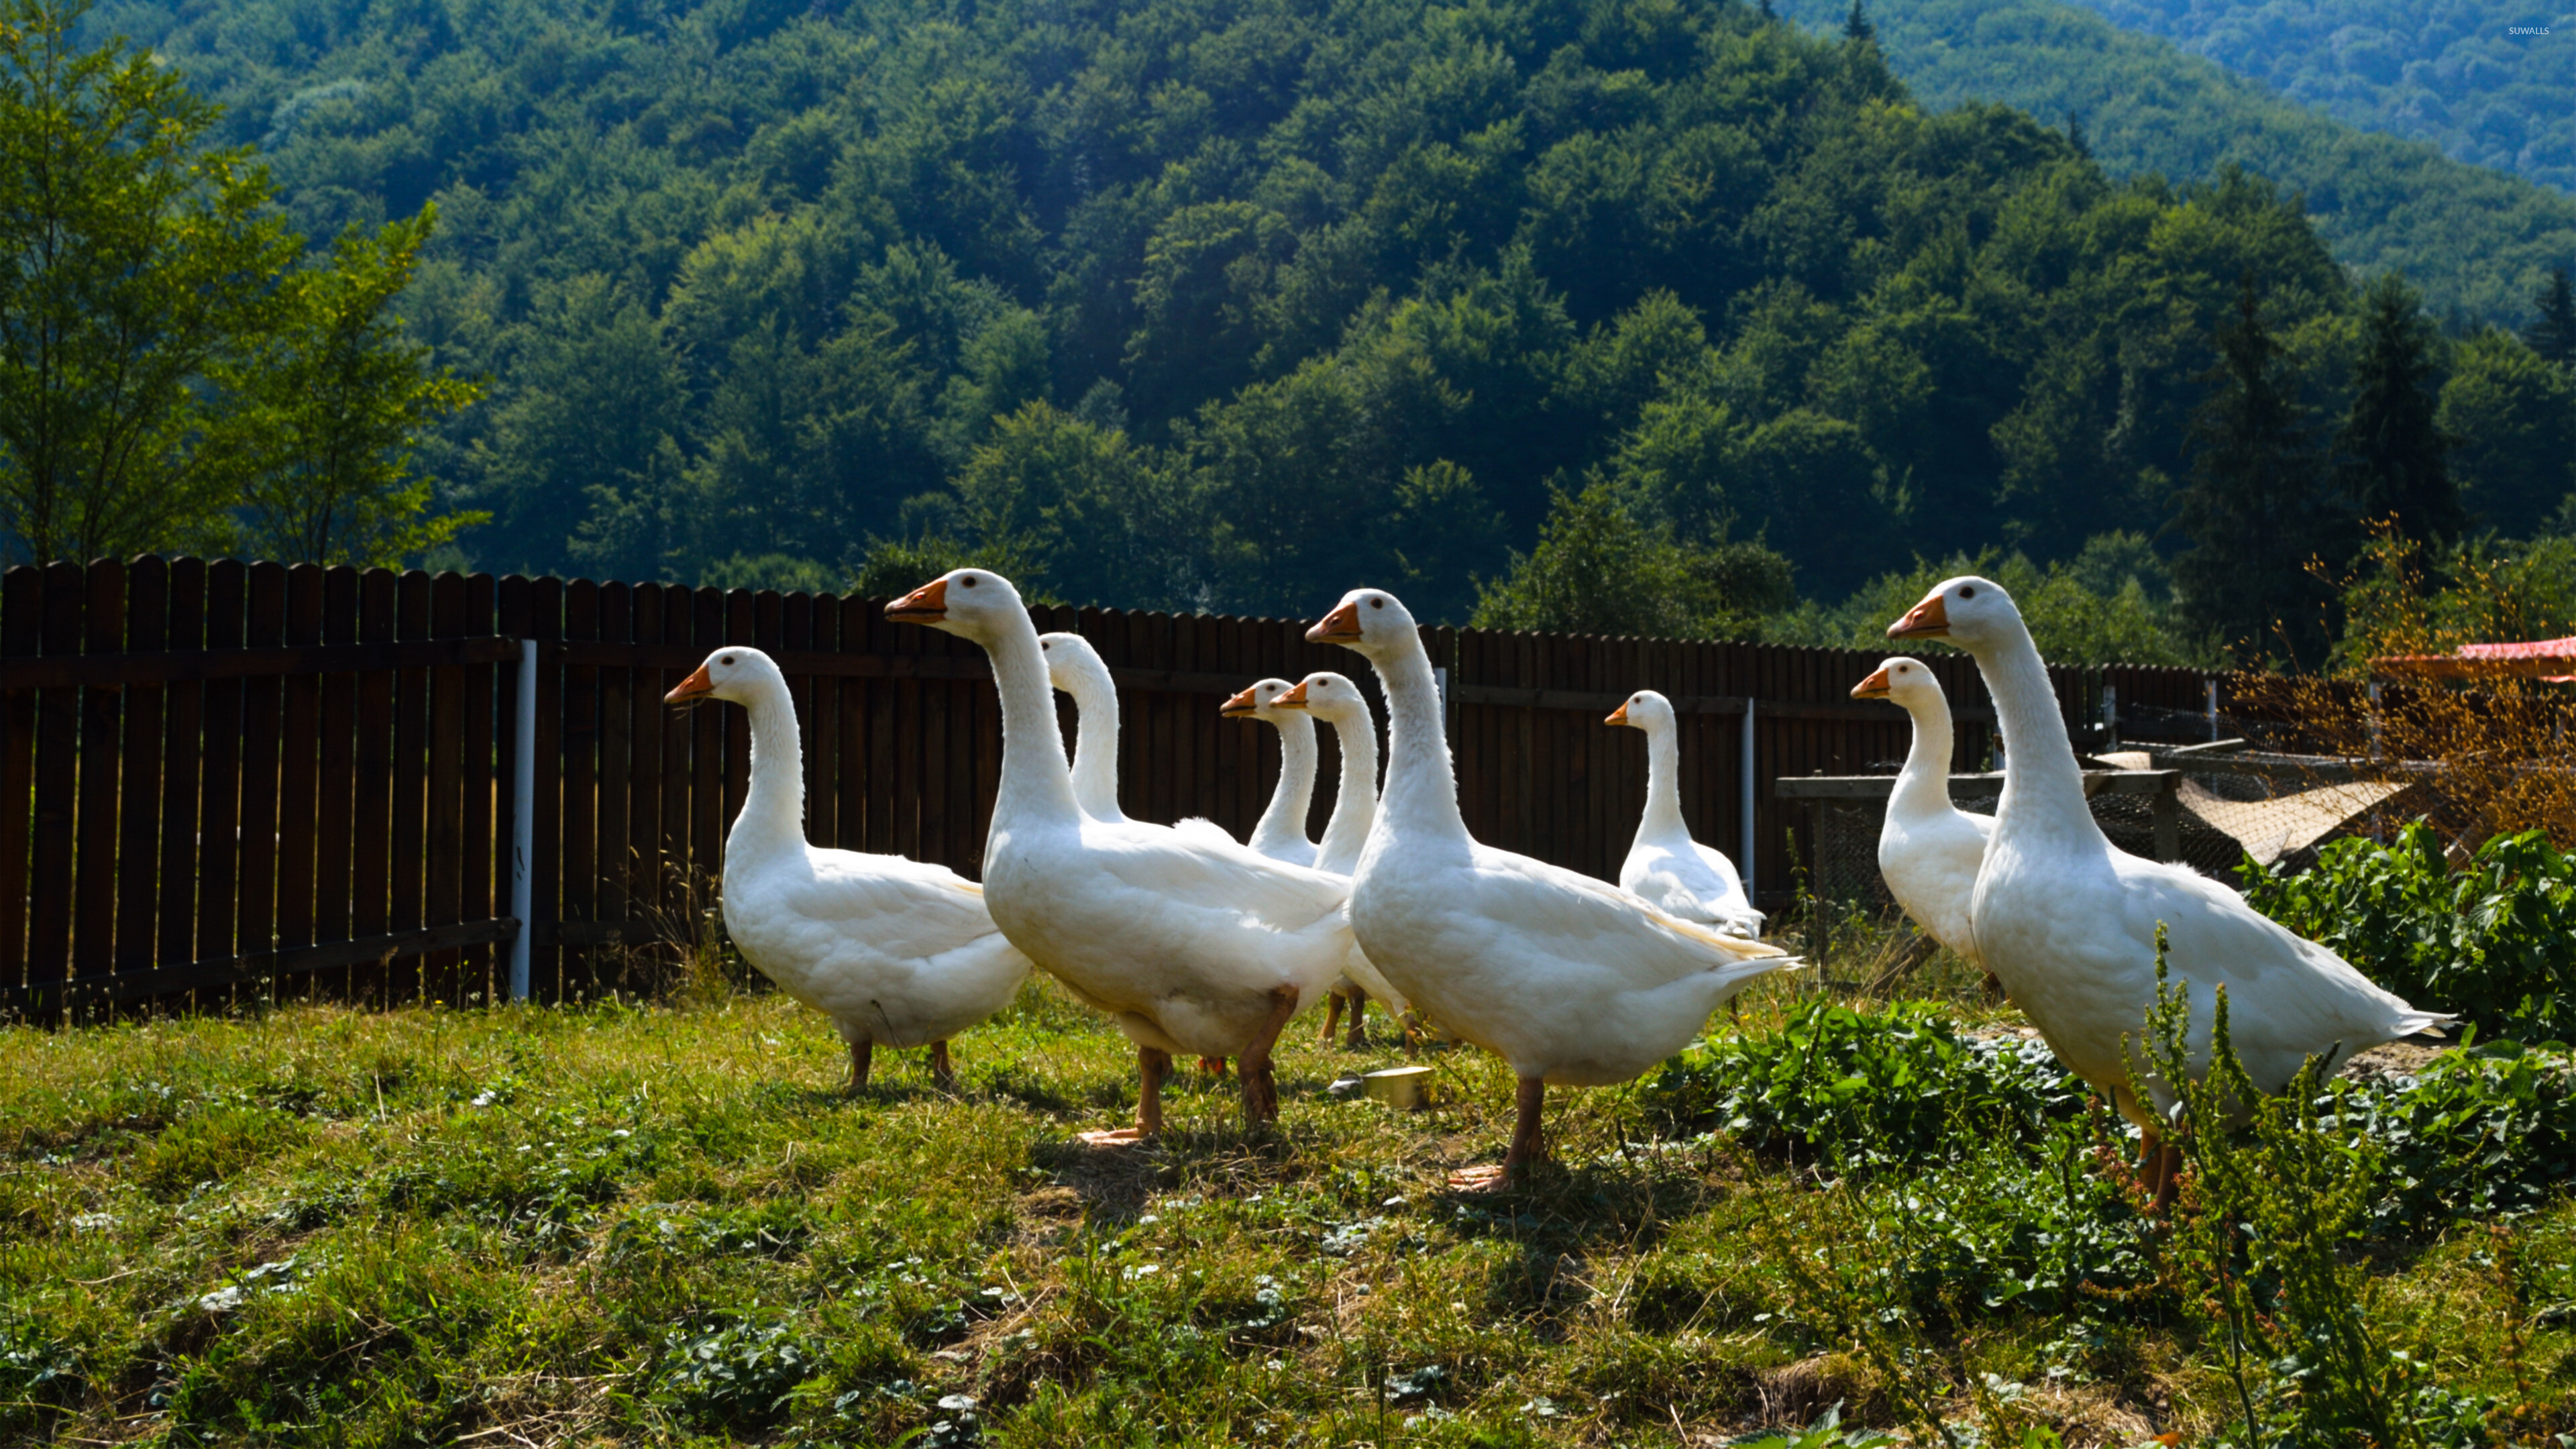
0 555 2215 1018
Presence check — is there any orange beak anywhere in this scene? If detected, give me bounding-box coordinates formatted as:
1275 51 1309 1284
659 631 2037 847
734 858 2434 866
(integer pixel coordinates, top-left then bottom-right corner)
886 577 949 623
1220 684 1262 718
1605 701 1631 727
1888 592 1949 639
1275 680 1311 709
1850 666 1891 700
665 663 715 704
1306 601 1362 644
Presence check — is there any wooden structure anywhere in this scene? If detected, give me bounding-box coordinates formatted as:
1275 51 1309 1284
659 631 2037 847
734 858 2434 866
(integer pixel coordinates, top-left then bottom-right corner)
1 555 2214 1016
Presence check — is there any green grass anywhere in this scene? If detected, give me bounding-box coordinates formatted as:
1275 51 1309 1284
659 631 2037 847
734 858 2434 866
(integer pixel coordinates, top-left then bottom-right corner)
1 936 2567 1448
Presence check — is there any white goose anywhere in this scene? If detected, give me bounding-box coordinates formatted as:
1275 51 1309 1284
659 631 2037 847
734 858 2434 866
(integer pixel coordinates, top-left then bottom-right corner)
1222 678 1323 867
1848 658 1994 979
1277 672 1409 1043
1888 577 2452 1201
890 570 1354 1138
1042 630 1242 845
663 648 1031 1090
1311 589 1794 1186
1604 690 1764 938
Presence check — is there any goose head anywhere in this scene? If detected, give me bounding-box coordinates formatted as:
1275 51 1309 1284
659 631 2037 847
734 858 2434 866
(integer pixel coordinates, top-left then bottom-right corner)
1305 588 1418 657
1888 576 2018 651
664 645 784 706
1849 656 1945 708
1220 678 1297 721
1604 689 1675 731
1275 672 1368 724
1040 631 1113 696
887 567 1026 642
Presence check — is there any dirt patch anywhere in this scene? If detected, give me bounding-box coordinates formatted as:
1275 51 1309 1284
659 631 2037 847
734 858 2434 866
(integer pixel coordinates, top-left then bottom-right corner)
2342 1038 2454 1086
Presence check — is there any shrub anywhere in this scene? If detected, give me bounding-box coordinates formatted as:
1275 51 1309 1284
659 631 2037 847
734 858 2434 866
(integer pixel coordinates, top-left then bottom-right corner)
2242 822 2576 1044
2343 1040 2576 1230
1642 1001 2086 1171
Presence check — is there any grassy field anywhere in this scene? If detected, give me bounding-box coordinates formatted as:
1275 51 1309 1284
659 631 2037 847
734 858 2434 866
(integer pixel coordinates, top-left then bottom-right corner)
1 936 2569 1448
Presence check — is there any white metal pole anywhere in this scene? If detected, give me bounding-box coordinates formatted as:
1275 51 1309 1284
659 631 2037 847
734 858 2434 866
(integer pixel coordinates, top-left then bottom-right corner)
509 637 537 1002
1739 696 1756 901
2206 678 2219 741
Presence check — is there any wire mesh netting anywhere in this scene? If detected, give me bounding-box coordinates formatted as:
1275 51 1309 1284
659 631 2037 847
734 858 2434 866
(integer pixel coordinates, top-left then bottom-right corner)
1804 781 2256 912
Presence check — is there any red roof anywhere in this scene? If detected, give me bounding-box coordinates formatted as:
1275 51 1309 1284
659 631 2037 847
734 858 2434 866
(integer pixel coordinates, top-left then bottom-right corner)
2374 637 2576 680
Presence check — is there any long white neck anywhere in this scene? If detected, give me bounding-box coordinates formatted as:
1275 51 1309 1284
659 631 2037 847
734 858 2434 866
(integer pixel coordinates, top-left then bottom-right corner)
1313 703 1379 875
1247 711 1319 857
1368 635 1469 845
1637 714 1688 842
1968 625 2094 842
1887 688 1959 824
1062 672 1125 822
981 613 1084 830
726 674 808 865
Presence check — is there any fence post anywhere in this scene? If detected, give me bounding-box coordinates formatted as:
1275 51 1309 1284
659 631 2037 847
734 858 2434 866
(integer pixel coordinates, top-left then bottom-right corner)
509 637 537 1001
1739 696 1756 900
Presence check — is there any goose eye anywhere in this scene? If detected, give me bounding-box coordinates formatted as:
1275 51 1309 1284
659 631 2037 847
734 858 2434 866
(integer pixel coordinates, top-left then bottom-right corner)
961 575 979 588
720 654 735 665
1958 585 1976 599
1369 598 1383 608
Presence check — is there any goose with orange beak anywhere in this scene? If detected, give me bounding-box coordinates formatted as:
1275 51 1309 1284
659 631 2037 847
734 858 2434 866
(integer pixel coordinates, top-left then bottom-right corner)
1886 576 2450 1208
1603 690 1762 938
1307 588 1795 1189
1273 671 1411 1045
1847 657 1996 994
1220 678 1322 869
661 646 1030 1092
886 570 1354 1140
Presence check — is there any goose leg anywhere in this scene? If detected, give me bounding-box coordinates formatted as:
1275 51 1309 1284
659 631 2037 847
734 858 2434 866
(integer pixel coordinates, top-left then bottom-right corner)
845 1039 873 1095
928 1040 955 1090
1319 992 1346 1045
1199 1056 1229 1077
1240 985 1301 1126
1343 987 1370 1050
1079 1046 1169 1146
1452 1077 1546 1191
2141 1128 2183 1213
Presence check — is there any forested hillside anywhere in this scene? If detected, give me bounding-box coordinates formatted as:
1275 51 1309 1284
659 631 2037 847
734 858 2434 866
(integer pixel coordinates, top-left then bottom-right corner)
2065 0 2575 193
1772 0 2576 323
72 0 2572 645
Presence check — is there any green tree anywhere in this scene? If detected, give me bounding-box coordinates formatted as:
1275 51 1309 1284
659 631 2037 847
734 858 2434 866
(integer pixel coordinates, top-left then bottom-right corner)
1471 476 1792 639
234 210 485 566
2529 265 2576 368
2438 329 2575 537
2173 282 2347 665
0 0 299 564
2337 274 2460 549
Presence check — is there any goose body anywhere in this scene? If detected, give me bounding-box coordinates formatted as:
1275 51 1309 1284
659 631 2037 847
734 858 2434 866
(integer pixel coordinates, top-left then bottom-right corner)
1849 658 1990 967
1311 590 1793 1182
891 570 1355 1134
1887 577 2451 1194
664 648 1030 1088
1605 691 1763 938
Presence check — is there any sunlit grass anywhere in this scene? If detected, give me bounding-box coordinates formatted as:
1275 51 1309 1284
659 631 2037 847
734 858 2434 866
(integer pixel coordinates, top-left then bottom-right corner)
1 937 2563 1447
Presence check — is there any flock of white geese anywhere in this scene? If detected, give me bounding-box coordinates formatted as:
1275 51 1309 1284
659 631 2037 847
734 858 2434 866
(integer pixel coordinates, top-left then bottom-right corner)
663 570 2450 1195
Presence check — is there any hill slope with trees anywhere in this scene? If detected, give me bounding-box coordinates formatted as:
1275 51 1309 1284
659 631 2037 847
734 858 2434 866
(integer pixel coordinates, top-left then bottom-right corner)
2065 0 2576 195
58 0 2571 662
1774 0 2576 323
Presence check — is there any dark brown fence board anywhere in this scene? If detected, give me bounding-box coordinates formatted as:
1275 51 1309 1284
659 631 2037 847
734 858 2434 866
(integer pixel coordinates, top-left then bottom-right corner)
350 570 396 1003
460 573 498 999
559 578 601 997
494 575 531 997
425 572 470 1002
623 585 663 943
314 569 359 989
0 568 38 991
158 561 211 996
72 560 123 977
113 557 167 975
687 585 723 898
386 571 432 1005
234 563 287 1004
584 582 625 991
528 576 564 1000
193 562 246 985
275 566 325 981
